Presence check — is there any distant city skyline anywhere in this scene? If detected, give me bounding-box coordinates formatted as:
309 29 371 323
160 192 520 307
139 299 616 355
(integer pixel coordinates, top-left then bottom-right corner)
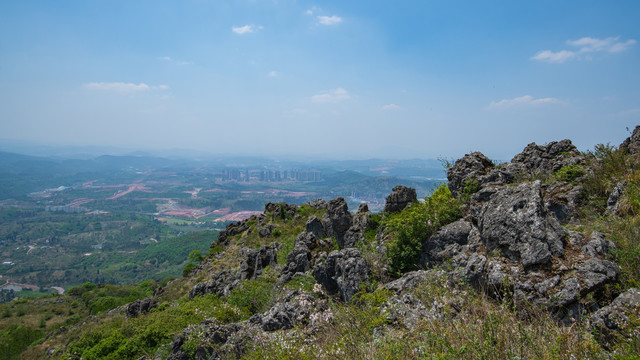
1 1 639 160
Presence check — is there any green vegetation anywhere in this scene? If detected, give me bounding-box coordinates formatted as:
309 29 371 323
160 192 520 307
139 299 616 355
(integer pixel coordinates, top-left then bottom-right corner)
553 164 585 183
383 184 462 276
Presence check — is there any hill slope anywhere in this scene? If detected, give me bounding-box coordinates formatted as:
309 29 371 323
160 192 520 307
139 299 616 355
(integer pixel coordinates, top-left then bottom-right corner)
4 127 640 359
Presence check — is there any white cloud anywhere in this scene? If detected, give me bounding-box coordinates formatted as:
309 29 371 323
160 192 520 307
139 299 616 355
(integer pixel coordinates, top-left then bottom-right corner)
610 108 640 118
305 7 319 15
532 36 636 63
268 71 278 77
487 95 559 109
567 36 636 53
84 82 169 93
232 24 263 35
311 88 350 103
160 56 192 66
381 104 400 111
317 15 342 25
530 50 577 64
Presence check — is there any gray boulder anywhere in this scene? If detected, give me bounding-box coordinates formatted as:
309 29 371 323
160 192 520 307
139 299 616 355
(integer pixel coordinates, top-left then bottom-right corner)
510 139 584 176
384 185 417 213
419 219 473 267
126 297 157 318
473 181 565 267
188 270 241 300
591 288 640 343
321 197 353 249
249 291 327 331
305 216 325 239
239 243 279 281
308 198 328 209
313 248 369 301
447 152 494 197
607 182 627 214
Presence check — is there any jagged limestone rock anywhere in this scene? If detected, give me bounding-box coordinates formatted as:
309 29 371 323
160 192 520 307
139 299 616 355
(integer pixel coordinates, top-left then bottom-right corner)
384 185 417 213
473 180 565 267
125 297 157 318
591 288 640 344
313 248 369 301
321 197 353 249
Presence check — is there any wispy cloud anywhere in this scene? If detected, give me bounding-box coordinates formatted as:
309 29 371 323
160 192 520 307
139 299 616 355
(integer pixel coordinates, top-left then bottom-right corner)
610 108 640 118
317 15 342 26
531 36 636 63
487 95 559 109
84 82 169 93
305 7 319 16
268 71 279 77
159 56 192 66
311 88 350 103
232 24 263 35
381 104 400 111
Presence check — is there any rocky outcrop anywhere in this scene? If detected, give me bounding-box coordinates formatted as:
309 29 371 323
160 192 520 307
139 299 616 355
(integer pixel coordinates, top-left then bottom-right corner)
313 248 369 301
419 219 476 267
321 197 353 248
305 216 324 239
619 125 640 155
384 185 417 213
590 288 640 344
447 152 503 198
264 202 298 218
473 181 565 267
238 243 279 281
510 139 584 176
607 182 627 214
217 221 250 245
125 297 157 318
308 198 328 209
189 270 241 300
249 290 328 331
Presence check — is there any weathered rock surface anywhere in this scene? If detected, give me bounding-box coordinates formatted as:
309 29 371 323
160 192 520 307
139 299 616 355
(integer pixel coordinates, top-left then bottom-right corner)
607 181 627 214
321 197 353 249
473 181 565 267
384 185 417 213
419 219 474 267
619 125 640 155
238 243 279 281
510 139 584 176
189 270 241 300
264 202 298 218
447 152 501 198
313 248 369 301
126 297 157 318
591 288 640 344
249 290 327 331
305 216 325 239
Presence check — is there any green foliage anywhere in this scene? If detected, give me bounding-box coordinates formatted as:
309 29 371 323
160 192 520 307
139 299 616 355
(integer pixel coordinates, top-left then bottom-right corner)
460 178 480 202
554 164 585 183
383 183 462 276
284 274 317 292
583 144 635 212
227 277 275 316
0 325 43 360
188 250 203 263
182 263 195 277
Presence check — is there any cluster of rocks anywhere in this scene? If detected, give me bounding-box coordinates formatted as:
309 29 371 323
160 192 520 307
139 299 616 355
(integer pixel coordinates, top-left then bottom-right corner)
164 130 640 358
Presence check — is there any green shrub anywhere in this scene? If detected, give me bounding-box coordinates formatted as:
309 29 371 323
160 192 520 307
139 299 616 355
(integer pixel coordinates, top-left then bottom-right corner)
554 164 585 183
227 277 275 316
383 184 461 276
182 263 195 277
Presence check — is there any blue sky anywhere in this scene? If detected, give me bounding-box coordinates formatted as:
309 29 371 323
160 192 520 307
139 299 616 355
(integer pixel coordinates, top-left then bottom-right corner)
1 1 639 160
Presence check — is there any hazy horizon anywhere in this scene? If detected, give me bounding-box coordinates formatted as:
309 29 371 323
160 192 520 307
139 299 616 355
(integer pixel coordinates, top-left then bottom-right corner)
1 1 639 161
